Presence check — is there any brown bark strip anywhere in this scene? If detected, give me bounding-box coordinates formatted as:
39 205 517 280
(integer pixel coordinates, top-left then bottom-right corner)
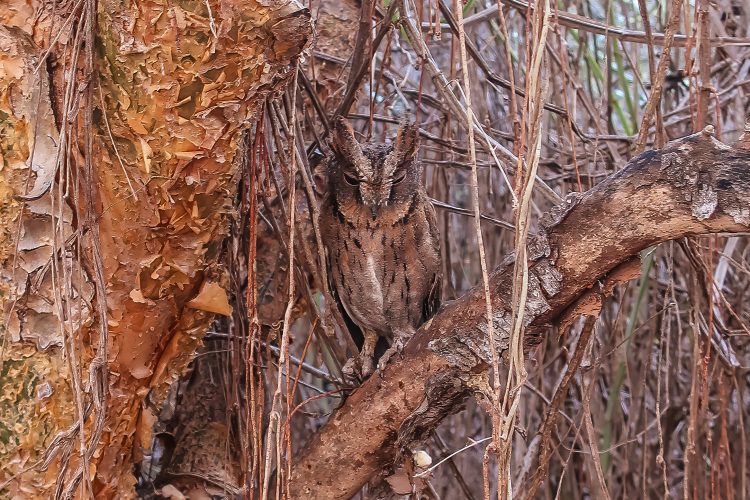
290 127 750 499
634 0 684 151
695 0 712 130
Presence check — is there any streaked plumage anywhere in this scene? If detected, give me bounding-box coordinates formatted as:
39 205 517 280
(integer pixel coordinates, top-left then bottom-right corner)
320 118 441 378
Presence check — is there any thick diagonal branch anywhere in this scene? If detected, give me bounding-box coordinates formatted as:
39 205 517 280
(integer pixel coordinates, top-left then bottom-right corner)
290 127 750 499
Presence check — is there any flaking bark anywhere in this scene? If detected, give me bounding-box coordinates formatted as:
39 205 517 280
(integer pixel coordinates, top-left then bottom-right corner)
0 0 311 496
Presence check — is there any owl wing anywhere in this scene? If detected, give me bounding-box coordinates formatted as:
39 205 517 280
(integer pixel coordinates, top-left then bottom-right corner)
320 198 368 355
421 269 442 325
320 203 348 322
420 196 442 324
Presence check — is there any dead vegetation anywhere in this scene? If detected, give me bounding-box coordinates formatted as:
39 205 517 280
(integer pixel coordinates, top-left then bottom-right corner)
233 0 750 497
1 0 750 498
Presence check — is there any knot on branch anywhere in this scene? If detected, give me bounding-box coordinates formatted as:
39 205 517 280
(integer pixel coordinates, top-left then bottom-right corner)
426 267 554 372
395 371 469 455
658 130 749 224
530 191 585 261
427 310 511 371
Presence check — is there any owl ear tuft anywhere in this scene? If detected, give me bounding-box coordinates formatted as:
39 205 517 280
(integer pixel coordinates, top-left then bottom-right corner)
331 117 363 161
394 122 420 161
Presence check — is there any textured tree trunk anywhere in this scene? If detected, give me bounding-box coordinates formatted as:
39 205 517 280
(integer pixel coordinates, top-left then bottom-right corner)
0 0 311 496
290 127 750 498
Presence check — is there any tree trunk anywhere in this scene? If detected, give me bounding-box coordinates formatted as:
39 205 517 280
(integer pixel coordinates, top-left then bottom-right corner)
0 0 311 496
290 127 750 498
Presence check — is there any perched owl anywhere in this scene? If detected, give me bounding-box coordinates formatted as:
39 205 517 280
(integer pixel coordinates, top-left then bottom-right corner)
320 118 442 379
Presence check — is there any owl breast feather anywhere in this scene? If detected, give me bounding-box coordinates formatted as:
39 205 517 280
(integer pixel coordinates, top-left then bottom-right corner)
327 203 440 338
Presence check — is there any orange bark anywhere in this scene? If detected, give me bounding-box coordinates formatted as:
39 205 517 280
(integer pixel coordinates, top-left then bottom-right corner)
0 0 311 495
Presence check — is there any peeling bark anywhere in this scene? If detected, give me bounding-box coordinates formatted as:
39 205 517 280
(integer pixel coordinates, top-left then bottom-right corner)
290 128 750 499
91 2 310 492
0 25 81 496
0 0 311 496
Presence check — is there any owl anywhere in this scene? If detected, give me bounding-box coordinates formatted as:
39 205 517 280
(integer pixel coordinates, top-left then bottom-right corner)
320 118 442 379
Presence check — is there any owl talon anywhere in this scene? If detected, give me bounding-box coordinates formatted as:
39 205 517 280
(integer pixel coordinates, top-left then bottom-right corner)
341 358 361 385
342 354 376 385
376 351 395 373
376 338 406 373
361 356 375 379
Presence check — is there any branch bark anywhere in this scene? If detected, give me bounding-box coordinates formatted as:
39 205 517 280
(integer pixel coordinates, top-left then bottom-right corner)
290 126 750 498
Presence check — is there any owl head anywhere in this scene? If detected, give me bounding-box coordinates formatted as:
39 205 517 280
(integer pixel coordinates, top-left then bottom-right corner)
327 117 421 219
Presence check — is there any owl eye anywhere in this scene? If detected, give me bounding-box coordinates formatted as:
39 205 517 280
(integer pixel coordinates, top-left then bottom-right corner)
343 172 361 186
391 169 407 185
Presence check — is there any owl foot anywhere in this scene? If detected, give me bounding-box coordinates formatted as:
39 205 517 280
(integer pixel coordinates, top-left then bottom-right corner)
342 354 376 385
377 337 406 375
360 355 375 379
341 358 362 385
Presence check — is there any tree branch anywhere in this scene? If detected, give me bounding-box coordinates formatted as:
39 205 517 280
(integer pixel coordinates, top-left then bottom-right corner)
290 126 750 498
